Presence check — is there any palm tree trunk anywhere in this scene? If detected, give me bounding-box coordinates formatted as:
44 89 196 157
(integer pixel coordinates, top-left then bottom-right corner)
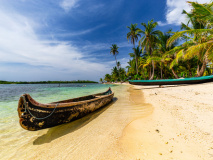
171 68 179 79
134 43 138 75
149 61 155 80
160 63 163 79
149 46 154 80
114 55 118 69
196 64 200 77
197 56 208 77
114 55 121 80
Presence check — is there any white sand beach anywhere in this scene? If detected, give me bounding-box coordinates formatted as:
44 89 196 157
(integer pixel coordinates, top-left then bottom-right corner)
121 83 213 160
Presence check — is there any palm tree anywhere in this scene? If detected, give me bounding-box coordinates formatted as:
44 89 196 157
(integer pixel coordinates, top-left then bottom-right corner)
116 61 121 80
141 30 182 79
139 19 161 79
99 78 103 83
167 1 213 77
128 46 142 79
157 31 180 79
117 61 121 70
111 67 119 82
134 46 142 69
119 67 126 81
104 74 111 82
127 23 141 75
138 52 149 79
126 59 136 77
110 44 119 68
187 1 213 24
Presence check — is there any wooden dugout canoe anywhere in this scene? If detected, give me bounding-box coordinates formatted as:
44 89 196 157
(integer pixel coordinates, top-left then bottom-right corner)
129 75 213 85
17 88 114 131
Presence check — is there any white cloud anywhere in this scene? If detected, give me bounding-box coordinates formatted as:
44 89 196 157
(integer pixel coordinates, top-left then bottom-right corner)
0 9 109 81
60 0 80 12
159 0 211 26
157 21 167 26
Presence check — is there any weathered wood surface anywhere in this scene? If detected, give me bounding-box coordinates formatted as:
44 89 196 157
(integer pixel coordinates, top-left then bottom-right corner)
17 88 114 131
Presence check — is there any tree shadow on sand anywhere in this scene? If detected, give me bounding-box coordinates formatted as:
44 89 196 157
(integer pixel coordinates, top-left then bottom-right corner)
33 97 117 145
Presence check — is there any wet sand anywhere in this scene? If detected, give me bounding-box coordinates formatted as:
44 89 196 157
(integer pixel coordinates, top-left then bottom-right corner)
2 83 213 160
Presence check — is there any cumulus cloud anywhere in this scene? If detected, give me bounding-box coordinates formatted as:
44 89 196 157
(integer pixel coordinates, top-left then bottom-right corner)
0 9 109 81
158 0 211 26
60 0 80 12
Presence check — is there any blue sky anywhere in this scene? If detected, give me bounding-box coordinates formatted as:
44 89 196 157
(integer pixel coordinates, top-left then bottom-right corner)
0 0 210 81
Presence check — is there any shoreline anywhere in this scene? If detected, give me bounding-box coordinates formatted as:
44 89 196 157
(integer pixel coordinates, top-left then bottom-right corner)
1 83 213 159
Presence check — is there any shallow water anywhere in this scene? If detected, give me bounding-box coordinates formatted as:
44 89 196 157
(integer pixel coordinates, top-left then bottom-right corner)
0 84 153 160
0 83 114 159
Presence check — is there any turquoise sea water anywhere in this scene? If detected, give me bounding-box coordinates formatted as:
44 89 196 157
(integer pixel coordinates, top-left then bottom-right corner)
0 83 113 139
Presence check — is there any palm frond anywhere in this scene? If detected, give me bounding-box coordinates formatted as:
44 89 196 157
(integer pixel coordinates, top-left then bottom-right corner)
170 58 179 69
206 44 213 60
184 43 206 60
129 53 135 58
167 29 213 47
181 23 191 30
163 46 185 58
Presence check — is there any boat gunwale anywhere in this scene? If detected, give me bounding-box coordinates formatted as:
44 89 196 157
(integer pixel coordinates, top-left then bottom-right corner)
129 75 213 83
21 88 114 109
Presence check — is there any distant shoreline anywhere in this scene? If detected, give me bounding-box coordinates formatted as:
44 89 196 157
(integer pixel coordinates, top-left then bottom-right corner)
0 80 98 84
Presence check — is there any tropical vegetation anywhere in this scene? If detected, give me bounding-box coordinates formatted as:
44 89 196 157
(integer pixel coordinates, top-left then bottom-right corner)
101 1 213 83
0 80 98 84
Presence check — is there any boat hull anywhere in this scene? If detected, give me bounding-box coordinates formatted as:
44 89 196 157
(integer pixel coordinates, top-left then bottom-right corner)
129 75 213 85
17 88 114 131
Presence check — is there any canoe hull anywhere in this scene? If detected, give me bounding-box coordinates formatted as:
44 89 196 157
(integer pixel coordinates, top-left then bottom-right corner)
129 75 213 85
18 88 114 131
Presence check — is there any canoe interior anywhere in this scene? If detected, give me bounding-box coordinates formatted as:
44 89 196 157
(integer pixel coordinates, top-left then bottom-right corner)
129 75 213 85
50 90 110 104
51 95 98 104
17 88 114 131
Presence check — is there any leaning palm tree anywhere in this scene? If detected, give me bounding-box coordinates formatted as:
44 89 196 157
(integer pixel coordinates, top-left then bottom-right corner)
127 23 141 75
187 1 213 24
139 19 161 79
110 44 119 68
167 1 213 77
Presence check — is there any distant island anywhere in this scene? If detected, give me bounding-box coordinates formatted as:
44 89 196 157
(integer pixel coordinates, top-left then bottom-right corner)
0 80 98 84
